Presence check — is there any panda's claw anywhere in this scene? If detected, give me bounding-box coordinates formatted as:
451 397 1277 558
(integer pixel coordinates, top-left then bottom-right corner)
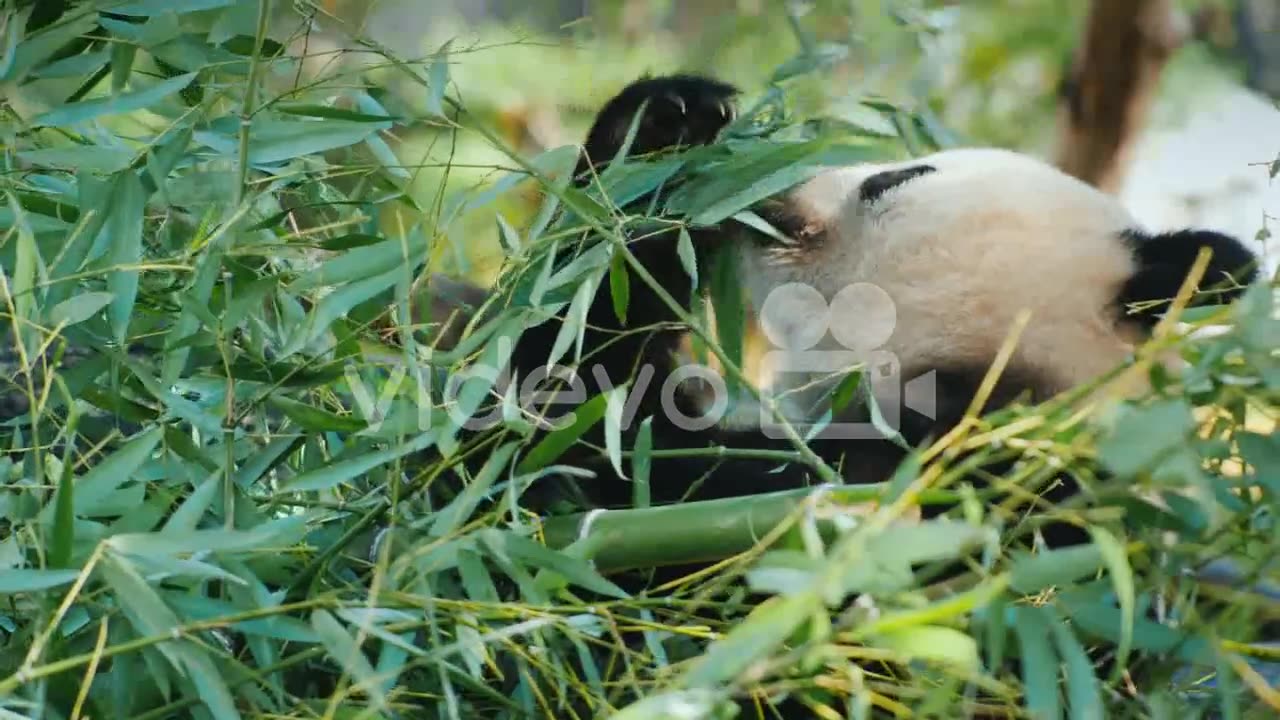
579 74 740 176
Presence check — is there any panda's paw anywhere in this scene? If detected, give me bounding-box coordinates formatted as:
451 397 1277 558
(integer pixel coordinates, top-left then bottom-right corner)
580 74 739 175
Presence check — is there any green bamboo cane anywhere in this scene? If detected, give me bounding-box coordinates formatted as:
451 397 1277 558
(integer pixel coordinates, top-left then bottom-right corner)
541 482 964 572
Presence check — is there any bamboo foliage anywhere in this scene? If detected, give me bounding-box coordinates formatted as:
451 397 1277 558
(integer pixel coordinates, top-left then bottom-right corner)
0 2 1277 719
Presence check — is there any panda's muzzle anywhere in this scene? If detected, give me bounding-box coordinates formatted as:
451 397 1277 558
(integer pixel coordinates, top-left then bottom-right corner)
858 164 937 205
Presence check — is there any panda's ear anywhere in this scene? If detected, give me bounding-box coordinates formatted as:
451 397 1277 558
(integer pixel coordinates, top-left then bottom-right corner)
1119 228 1260 326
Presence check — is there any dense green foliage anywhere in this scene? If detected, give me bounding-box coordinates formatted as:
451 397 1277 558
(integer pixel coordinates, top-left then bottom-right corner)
1 2 1278 719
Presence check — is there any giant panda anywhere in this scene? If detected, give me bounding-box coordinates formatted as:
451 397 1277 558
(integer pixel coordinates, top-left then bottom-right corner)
427 73 1263 719
455 72 1260 550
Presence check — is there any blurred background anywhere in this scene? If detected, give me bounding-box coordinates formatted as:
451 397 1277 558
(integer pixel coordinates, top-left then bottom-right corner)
272 0 1278 292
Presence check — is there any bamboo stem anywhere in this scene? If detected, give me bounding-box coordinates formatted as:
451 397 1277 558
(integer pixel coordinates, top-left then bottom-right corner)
541 482 965 572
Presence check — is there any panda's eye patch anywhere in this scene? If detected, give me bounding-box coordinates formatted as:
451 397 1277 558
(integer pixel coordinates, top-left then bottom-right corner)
858 164 937 205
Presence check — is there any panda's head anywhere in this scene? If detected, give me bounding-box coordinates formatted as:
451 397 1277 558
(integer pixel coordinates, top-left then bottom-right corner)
740 147 1261 411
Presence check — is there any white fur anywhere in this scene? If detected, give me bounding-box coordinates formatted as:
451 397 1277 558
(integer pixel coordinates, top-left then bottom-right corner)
741 148 1146 409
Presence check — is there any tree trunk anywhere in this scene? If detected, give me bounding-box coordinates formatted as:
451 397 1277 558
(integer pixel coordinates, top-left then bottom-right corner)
1055 0 1187 193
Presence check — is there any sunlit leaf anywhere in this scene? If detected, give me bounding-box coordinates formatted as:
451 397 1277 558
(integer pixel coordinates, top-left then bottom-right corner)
873 625 980 669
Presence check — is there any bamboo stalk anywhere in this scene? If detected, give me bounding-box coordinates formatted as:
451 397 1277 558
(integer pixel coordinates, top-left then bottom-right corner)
541 483 962 572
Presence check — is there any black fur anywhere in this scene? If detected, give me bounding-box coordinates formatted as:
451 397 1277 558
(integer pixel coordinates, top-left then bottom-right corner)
858 164 937 204
513 74 862 511
575 73 739 181
1119 228 1260 327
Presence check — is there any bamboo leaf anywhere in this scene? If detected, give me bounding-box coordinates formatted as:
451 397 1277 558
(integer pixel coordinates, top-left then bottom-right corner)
280 432 438 492
1048 608 1103 720
0 12 97 84
546 274 597 370
632 416 653 508
1014 605 1063 720
109 42 136 93
104 171 147 345
8 197 37 327
161 471 220 533
873 625 980 670
47 291 113 328
311 609 388 711
676 227 698 289
673 142 883 225
1010 544 1105 594
277 103 398 124
268 395 368 433
426 40 453 118
431 442 519 537
16 147 135 173
99 554 184 669
195 120 379 164
167 595 318 643
604 384 629 480
109 515 311 557
495 213 523 254
282 267 402 357
611 690 722 720
0 568 81 594
710 246 744 381
1097 399 1196 479
49 458 75 568
516 393 609 474
1088 527 1135 682
479 530 629 600
42 427 162 521
681 592 816 689
177 645 243 720
609 250 630 325
113 0 237 14
35 73 197 127
289 236 428 292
